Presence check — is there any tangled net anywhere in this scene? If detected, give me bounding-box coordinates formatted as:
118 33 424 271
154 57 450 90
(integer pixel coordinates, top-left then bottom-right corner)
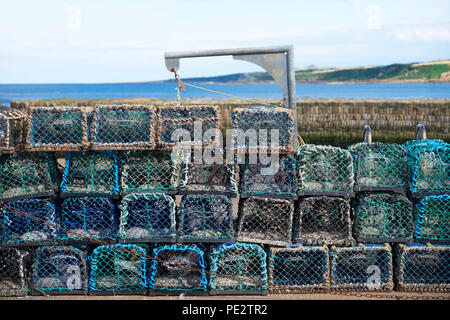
414 194 449 244
0 247 32 297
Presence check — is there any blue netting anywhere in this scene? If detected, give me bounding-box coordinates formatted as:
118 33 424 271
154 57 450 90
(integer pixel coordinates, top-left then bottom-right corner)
297 144 354 196
90 104 157 150
239 153 297 198
353 193 414 243
209 242 268 294
0 198 57 246
25 106 90 151
396 243 449 291
31 246 88 294
231 106 295 154
268 245 329 293
0 247 32 297
414 195 449 244
330 244 393 291
89 244 147 293
59 197 116 244
149 244 207 293
118 193 176 242
60 151 120 197
178 194 234 242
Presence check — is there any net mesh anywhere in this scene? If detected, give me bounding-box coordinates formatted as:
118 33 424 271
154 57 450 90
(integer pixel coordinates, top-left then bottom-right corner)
118 193 176 242
149 244 207 293
330 244 393 291
157 105 221 149
209 242 268 294
414 195 449 244
89 244 147 293
31 246 88 294
120 150 180 195
396 243 449 292
25 106 90 151
297 144 354 196
60 151 120 197
236 197 294 246
178 194 234 242
239 153 297 198
404 139 450 197
0 247 32 297
353 193 413 243
268 245 329 293
59 197 116 244
0 152 60 201
0 106 25 154
1 198 57 246
90 104 156 150
348 142 406 192
294 196 354 246
231 107 295 154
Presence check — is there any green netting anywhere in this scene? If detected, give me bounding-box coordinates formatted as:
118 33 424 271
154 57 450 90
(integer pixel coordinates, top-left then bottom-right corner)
120 150 181 195
60 151 120 197
0 152 60 201
90 104 157 150
353 193 414 243
209 242 268 295
296 144 354 196
348 142 407 192
414 195 449 244
0 106 26 154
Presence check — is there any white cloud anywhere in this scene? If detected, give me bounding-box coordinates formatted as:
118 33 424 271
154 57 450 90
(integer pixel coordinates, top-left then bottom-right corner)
365 5 382 30
395 26 450 42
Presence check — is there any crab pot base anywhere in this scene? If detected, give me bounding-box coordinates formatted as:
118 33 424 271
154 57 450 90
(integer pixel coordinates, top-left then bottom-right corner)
30 289 87 296
89 289 148 296
209 289 268 296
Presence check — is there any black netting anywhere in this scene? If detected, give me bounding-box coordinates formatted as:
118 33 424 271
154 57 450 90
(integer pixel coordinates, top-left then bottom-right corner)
396 243 449 291
353 193 414 243
177 194 234 243
236 197 294 246
414 195 449 244
31 246 88 295
149 244 207 293
330 244 393 291
0 247 32 297
0 106 25 154
268 245 329 293
294 196 354 246
90 104 156 150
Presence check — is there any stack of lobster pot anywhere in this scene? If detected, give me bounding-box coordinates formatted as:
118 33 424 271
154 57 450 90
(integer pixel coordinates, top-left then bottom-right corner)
396 124 449 292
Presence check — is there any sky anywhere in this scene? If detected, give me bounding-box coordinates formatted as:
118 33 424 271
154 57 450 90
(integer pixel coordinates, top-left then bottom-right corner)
0 0 449 83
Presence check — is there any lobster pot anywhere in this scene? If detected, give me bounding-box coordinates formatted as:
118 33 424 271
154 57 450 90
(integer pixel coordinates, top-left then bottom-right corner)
178 194 234 243
31 246 88 295
90 104 156 150
414 195 449 244
209 242 268 295
404 139 449 197
231 107 295 154
149 244 207 295
179 150 237 196
120 150 180 195
59 197 116 244
236 197 294 246
353 193 413 243
25 106 90 151
396 243 449 292
0 247 32 297
268 245 329 293
239 153 297 198
330 244 393 291
349 142 406 193
1 198 57 246
297 144 354 197
294 196 353 246
118 193 176 243
89 244 147 295
157 105 221 149
0 152 60 201
0 106 26 154
60 151 120 198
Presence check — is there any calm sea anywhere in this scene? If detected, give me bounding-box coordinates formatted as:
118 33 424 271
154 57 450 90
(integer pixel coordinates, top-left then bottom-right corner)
0 82 449 106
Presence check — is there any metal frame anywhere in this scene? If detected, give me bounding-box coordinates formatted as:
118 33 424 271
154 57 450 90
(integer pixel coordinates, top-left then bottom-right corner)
164 45 298 149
